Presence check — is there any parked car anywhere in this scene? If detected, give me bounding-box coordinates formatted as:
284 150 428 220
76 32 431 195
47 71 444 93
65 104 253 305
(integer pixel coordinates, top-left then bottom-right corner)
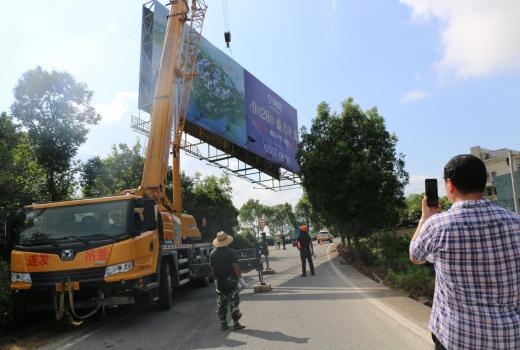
316 230 333 243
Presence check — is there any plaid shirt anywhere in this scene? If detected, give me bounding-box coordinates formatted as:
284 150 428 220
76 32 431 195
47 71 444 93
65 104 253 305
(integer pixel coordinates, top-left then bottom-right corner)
410 200 520 349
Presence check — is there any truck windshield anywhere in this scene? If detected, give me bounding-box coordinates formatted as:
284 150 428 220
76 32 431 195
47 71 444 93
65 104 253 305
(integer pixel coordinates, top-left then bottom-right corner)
17 200 131 246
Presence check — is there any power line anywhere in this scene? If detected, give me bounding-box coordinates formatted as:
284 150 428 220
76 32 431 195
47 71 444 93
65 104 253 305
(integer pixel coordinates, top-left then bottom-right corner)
79 25 140 78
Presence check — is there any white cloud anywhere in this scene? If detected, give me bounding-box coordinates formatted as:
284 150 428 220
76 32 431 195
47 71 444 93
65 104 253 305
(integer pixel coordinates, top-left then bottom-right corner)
400 90 429 103
94 91 137 123
400 0 520 79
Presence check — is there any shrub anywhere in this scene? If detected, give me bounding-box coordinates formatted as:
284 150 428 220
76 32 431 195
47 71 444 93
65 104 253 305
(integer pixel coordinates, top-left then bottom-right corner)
229 234 252 250
385 264 435 299
0 260 14 328
352 239 376 266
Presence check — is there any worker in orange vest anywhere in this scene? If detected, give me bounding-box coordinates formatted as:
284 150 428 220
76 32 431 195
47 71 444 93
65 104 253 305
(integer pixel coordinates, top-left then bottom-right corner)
296 224 315 277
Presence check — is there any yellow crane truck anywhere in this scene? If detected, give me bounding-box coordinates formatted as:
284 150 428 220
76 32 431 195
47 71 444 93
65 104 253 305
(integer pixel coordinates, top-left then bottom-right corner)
5 0 213 319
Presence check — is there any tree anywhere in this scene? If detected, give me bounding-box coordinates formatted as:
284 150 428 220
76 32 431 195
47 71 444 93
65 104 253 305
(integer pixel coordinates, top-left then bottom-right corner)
239 199 270 240
11 66 100 201
238 227 258 244
0 113 45 232
297 99 409 244
403 193 424 224
267 203 296 239
294 193 323 234
401 193 451 225
80 142 144 197
183 174 239 241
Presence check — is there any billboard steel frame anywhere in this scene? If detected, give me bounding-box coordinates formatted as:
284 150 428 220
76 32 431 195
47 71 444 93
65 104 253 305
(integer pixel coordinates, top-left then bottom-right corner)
131 114 301 191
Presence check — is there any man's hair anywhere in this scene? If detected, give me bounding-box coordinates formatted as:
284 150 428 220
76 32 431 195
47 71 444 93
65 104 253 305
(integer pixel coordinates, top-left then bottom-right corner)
443 154 487 194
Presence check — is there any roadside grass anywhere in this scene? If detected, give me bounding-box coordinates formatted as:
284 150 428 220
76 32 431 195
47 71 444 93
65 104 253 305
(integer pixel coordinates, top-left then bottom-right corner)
337 229 435 305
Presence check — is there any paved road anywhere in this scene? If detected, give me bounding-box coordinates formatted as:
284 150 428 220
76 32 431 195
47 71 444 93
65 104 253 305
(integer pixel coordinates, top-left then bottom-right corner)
39 241 434 350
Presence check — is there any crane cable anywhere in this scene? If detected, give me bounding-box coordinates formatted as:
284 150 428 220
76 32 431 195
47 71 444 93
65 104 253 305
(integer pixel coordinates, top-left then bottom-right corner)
222 0 232 54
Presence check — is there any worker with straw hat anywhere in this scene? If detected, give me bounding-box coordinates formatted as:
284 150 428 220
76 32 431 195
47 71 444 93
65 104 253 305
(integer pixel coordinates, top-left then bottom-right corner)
210 231 246 331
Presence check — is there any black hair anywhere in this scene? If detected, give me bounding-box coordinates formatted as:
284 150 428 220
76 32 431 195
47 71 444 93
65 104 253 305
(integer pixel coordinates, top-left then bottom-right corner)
443 154 487 195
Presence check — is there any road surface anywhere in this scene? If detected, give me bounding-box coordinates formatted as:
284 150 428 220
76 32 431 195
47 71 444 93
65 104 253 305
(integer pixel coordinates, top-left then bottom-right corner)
38 241 434 350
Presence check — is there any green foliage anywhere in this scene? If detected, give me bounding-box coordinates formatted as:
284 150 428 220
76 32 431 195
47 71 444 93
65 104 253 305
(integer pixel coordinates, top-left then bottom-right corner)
11 66 100 201
240 228 258 244
0 260 15 328
183 174 239 241
297 99 409 240
80 142 144 197
0 113 46 237
352 239 377 266
385 265 435 299
229 233 252 250
239 199 270 240
344 230 435 300
294 192 323 234
266 203 296 238
400 193 451 225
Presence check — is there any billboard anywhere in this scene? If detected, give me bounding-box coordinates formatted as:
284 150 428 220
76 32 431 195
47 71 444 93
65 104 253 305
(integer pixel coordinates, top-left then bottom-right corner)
138 1 299 173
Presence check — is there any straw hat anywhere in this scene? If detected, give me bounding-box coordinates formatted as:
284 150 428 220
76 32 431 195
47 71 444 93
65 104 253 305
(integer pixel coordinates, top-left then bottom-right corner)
213 231 234 248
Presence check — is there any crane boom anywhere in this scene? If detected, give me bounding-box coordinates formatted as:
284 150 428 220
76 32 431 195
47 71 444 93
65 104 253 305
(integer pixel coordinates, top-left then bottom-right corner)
139 0 207 213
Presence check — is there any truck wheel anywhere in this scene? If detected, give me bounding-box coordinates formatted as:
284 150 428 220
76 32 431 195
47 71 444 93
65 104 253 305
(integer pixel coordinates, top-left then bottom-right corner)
158 262 173 310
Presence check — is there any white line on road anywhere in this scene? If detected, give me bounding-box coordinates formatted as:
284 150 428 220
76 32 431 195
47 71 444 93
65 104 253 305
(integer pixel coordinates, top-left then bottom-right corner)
49 312 132 350
327 252 433 344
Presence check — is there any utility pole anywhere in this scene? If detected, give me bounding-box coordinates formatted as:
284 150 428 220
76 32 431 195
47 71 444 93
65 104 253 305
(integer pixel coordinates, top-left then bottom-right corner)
508 149 519 214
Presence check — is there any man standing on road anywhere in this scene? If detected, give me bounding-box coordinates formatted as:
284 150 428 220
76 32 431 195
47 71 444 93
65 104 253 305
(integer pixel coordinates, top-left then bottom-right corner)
296 224 315 277
210 231 246 331
410 154 520 350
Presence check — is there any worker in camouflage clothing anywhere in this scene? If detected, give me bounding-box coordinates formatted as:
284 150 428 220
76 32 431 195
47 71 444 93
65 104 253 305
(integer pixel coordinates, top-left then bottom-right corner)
210 231 245 331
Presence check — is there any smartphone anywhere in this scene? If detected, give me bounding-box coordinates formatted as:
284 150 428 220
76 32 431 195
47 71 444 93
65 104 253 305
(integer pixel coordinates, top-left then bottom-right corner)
425 179 439 207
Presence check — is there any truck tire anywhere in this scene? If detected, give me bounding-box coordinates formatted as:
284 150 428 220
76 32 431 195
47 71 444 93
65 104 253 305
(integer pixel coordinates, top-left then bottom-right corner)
158 262 173 310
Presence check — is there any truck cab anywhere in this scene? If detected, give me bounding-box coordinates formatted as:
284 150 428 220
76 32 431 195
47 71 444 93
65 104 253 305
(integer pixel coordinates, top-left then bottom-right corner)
6 195 161 307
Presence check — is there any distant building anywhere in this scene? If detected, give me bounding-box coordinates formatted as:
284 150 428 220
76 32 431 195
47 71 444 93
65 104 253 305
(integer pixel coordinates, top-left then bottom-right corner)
470 146 520 211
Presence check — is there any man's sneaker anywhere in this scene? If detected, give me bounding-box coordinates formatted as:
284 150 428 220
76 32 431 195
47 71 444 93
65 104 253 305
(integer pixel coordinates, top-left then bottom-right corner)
221 322 229 331
232 323 246 331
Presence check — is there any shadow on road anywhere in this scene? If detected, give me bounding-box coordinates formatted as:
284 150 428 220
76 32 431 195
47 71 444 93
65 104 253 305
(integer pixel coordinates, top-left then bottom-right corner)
238 329 309 344
186 329 309 349
187 335 247 349
241 255 398 303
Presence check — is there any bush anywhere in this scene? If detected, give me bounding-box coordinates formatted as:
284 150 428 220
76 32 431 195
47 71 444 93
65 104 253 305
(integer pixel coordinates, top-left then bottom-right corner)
352 239 376 266
1 260 15 328
229 234 252 250
385 264 435 299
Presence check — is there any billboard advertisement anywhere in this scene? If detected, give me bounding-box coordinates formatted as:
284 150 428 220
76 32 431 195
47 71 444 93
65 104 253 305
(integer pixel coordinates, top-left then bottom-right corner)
138 1 299 173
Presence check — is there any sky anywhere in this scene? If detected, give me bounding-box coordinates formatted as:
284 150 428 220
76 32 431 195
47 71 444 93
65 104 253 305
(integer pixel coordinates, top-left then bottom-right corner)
2 0 520 208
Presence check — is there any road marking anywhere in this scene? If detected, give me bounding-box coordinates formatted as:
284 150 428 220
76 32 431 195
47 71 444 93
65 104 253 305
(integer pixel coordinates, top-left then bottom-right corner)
50 312 132 350
327 252 433 344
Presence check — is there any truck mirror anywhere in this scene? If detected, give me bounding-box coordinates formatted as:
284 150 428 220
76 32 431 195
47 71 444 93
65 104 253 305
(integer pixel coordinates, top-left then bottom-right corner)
142 199 157 231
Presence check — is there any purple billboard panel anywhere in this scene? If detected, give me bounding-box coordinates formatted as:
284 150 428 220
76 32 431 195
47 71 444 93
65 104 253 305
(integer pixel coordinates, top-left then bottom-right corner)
244 70 299 173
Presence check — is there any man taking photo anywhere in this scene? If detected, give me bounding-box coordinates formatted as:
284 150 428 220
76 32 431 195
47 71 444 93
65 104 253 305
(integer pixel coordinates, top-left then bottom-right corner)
410 154 520 349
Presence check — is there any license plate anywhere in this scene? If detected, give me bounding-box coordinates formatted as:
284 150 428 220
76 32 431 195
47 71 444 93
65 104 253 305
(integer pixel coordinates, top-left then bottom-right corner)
55 281 80 292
